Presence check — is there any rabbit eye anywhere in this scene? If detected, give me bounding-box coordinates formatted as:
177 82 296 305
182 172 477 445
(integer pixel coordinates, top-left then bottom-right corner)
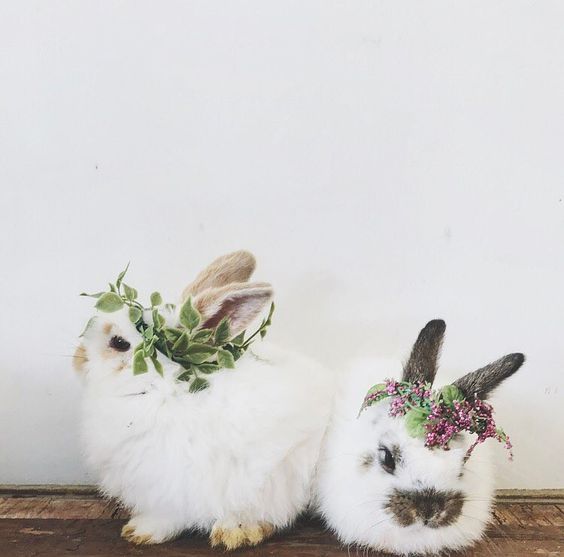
378 446 396 475
109 335 131 352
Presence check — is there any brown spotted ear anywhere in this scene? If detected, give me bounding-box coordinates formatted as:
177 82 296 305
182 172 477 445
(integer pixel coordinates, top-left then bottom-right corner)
402 319 446 385
193 282 273 337
181 250 256 301
453 353 525 400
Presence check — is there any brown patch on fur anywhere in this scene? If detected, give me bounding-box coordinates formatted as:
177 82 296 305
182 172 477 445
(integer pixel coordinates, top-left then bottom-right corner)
402 319 446 385
99 324 117 361
454 353 525 400
360 452 375 469
121 524 157 545
386 488 464 528
182 250 256 301
72 345 88 373
115 360 127 372
210 521 274 550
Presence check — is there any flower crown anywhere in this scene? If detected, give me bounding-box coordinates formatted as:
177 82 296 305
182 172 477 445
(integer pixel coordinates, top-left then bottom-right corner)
360 379 512 461
80 264 274 392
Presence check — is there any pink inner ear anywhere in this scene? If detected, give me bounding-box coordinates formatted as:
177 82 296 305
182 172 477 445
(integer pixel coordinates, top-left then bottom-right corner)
199 289 272 335
201 297 241 330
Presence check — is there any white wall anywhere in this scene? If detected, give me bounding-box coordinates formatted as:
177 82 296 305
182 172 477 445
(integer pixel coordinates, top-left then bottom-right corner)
0 1 562 488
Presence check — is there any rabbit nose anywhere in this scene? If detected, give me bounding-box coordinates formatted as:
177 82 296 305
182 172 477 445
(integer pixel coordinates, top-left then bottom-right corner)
387 488 464 528
417 501 441 526
414 489 464 528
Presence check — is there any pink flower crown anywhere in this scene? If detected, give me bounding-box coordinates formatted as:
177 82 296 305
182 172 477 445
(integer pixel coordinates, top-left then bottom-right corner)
360 379 512 461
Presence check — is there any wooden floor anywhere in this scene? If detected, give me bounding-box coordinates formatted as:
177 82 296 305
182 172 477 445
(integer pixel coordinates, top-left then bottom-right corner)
1 491 562 557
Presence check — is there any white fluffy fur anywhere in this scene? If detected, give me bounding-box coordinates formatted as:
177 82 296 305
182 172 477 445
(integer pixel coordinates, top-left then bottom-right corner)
80 308 334 544
314 358 495 556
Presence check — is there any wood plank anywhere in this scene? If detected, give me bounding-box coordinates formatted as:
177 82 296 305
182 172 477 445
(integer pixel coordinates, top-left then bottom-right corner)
508 503 552 527
7 496 561 525
492 505 517 526
0 500 562 557
2 485 562 502
0 496 127 520
1 517 562 557
542 505 564 528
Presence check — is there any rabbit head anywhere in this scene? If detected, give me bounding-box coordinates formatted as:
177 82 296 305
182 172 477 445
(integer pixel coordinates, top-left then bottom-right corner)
73 250 273 382
317 319 525 556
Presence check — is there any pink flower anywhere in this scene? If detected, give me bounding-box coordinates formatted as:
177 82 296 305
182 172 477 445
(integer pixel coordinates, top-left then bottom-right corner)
360 379 512 461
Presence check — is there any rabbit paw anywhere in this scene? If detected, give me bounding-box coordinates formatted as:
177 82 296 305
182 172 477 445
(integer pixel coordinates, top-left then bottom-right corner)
210 520 274 550
121 516 176 545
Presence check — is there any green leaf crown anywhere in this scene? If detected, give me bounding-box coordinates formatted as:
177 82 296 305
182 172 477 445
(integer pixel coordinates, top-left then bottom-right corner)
80 264 274 392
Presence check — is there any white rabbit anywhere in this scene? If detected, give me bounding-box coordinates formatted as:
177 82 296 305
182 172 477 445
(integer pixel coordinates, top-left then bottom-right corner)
315 319 525 556
74 251 334 549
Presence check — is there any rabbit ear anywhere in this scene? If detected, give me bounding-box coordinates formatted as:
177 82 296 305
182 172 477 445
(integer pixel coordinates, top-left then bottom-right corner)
402 319 446 385
453 353 525 400
193 282 273 337
181 250 256 301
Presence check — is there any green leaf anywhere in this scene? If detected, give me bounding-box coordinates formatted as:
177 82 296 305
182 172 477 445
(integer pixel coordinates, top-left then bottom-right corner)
191 328 213 343
197 363 220 374
144 336 156 356
79 291 105 299
109 283 117 293
361 383 389 409
366 383 387 397
404 408 429 438
95 292 124 312
133 342 145 354
177 370 193 382
179 297 201 331
189 376 209 393
156 337 172 358
151 354 164 376
152 309 165 329
132 351 148 375
231 331 245 346
164 327 183 342
116 262 130 289
214 318 231 345
440 385 464 406
230 346 243 361
129 306 142 323
150 291 163 307
122 283 138 301
79 317 96 338
142 325 154 340
185 343 217 364
217 348 235 369
172 331 189 353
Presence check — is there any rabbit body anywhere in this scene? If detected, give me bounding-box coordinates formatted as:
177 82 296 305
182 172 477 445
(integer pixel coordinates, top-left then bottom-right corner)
81 312 333 546
314 320 524 556
315 357 495 556
76 251 334 548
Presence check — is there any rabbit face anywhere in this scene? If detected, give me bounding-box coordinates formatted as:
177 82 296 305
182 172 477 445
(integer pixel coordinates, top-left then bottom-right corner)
73 309 148 378
337 399 495 554
317 319 524 555
73 250 273 384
